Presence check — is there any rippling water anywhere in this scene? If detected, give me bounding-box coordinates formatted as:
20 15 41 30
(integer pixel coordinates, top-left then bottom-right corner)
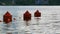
0 15 60 34
0 6 60 34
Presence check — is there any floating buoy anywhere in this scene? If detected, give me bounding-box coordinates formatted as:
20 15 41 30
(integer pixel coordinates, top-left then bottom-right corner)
34 10 41 17
23 10 31 26
3 11 12 24
23 10 31 21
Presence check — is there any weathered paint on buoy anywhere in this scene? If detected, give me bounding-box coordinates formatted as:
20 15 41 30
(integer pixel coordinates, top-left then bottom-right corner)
34 10 41 17
23 10 31 21
3 11 12 24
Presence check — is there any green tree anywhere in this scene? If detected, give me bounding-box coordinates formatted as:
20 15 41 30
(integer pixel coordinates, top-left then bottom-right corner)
49 0 60 5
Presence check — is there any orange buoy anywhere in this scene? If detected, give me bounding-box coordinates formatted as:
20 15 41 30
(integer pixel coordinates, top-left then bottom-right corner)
23 10 31 21
3 11 12 24
34 10 41 17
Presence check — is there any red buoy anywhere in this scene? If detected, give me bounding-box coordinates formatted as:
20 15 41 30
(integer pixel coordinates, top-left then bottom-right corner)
3 11 12 24
34 10 41 17
23 10 31 21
